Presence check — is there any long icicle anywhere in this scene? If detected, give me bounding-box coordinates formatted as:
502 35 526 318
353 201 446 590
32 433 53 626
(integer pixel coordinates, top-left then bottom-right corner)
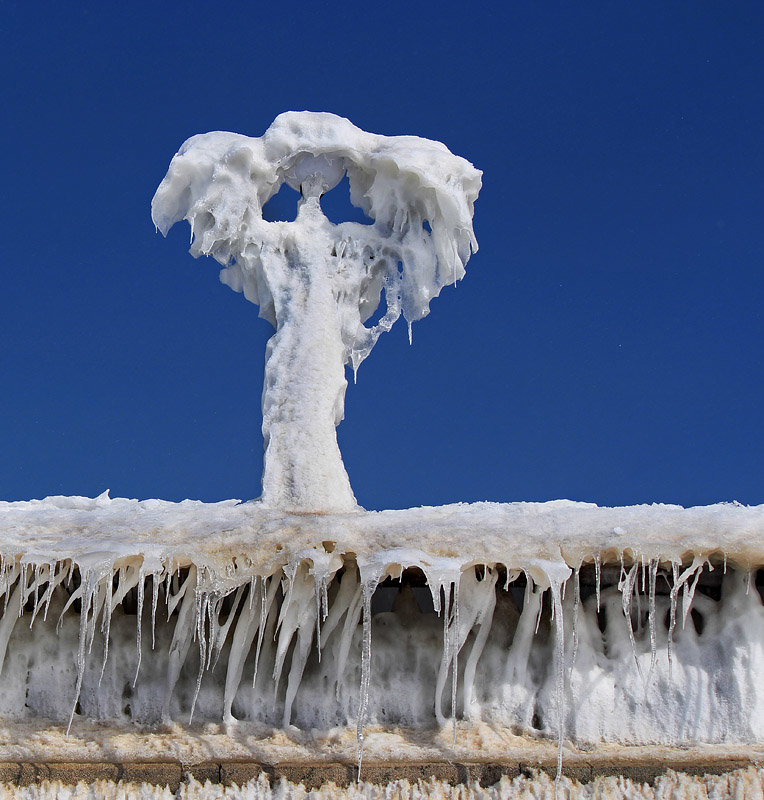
356 576 378 782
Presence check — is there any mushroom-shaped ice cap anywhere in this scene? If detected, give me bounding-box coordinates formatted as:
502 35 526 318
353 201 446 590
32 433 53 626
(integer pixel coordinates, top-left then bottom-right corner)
152 112 481 349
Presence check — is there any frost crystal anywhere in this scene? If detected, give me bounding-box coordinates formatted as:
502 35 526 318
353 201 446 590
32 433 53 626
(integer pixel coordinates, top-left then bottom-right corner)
152 112 481 512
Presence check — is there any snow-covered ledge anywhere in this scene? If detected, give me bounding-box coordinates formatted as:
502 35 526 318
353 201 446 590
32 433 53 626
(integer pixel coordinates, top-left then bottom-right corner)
0 495 762 754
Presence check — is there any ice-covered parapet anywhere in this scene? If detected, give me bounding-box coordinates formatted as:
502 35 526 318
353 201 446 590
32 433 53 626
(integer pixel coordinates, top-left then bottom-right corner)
152 112 481 512
1 497 764 759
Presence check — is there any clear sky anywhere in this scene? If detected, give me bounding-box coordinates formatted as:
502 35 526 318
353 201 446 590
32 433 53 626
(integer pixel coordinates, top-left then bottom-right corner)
1 2 762 510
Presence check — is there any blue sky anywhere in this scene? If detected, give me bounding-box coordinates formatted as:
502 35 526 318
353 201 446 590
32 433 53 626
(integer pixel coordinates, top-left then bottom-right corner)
1 2 762 509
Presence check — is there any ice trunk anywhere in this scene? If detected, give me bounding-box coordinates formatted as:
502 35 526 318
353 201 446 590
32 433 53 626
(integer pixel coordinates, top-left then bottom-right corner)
259 196 356 513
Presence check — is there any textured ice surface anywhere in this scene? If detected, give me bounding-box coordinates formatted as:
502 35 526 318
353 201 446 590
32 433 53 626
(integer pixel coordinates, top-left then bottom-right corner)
4 769 764 799
0 496 762 754
152 112 481 512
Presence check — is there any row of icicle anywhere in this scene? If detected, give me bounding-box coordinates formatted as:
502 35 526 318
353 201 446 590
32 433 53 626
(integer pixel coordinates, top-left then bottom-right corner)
0 549 746 780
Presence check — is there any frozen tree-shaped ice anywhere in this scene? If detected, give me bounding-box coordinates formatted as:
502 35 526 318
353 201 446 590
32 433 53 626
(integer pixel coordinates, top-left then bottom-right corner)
152 112 481 512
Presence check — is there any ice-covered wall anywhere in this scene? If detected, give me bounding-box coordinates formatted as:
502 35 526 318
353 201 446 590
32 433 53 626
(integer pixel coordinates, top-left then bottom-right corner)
152 113 481 513
0 496 762 757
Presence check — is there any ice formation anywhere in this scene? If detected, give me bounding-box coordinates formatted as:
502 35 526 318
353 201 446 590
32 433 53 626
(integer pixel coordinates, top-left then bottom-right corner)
0 495 763 766
3 115 761 799
6 768 764 800
152 112 481 513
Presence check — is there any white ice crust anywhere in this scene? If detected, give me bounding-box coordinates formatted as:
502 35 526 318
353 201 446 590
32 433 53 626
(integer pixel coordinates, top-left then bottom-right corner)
152 113 481 513
0 495 763 765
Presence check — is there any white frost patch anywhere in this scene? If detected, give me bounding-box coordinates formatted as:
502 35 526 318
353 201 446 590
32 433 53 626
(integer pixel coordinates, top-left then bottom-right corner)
152 112 481 512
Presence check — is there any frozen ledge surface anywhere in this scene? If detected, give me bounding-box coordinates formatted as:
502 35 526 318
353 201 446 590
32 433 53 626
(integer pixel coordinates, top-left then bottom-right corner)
0 718 761 769
1 497 763 571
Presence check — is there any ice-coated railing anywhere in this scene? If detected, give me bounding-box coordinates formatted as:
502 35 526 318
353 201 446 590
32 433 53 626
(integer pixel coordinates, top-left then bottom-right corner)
0 495 763 778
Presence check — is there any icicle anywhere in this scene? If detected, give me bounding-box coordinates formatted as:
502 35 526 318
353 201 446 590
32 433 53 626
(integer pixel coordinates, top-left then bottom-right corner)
273 562 311 692
321 575 329 621
319 563 359 649
428 575 443 616
29 564 41 624
254 575 279 689
451 578 459 747
682 559 704 627
162 565 197 722
281 557 340 727
224 578 267 722
594 552 601 612
571 567 580 665
0 569 26 677
434 566 496 727
17 562 28 617
503 579 542 701
205 594 221 671
408 320 413 345
2 561 19 613
461 568 497 720
356 576 379 781
99 565 115 685
165 568 173 618
189 590 210 722
667 560 679 679
647 558 658 680
133 566 145 687
335 577 363 692
224 585 257 723
440 582 450 724
315 579 323 659
57 584 82 633
433 580 459 736
68 567 98 734
211 584 246 671
85 577 106 657
43 561 65 622
618 560 643 680
151 570 160 650
29 563 53 628
282 606 318 727
547 574 566 790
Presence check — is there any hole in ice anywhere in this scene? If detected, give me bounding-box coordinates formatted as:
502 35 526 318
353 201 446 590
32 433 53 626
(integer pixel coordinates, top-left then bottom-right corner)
596 607 607 633
691 607 705 635
423 220 432 233
262 183 300 222
371 586 398 614
362 287 389 329
370 570 437 615
320 175 374 226
412 587 435 614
